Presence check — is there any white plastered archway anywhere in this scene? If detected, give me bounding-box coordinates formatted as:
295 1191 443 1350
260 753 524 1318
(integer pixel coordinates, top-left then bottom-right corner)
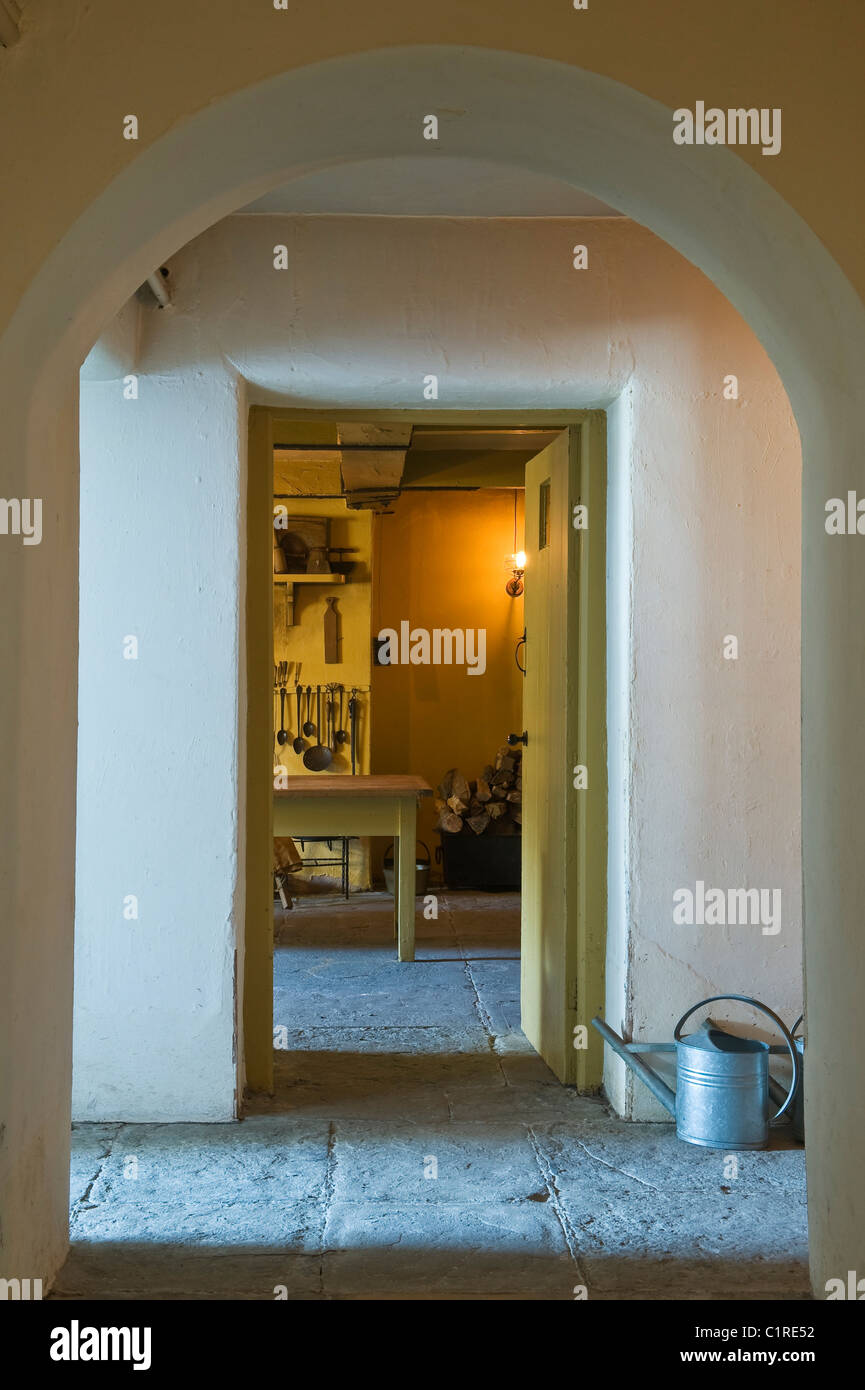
1 45 863 1291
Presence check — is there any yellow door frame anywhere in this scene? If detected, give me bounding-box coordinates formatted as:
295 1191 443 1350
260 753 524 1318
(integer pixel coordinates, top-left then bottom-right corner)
572 413 607 1091
244 408 276 1092
244 406 607 1095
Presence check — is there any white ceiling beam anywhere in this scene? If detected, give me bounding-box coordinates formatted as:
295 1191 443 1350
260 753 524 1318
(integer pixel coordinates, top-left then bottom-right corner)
410 428 560 451
336 424 412 504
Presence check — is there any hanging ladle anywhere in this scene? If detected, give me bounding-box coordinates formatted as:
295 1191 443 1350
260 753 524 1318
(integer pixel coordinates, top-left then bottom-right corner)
302 685 315 737
335 684 349 746
303 686 333 771
276 685 289 745
292 685 306 754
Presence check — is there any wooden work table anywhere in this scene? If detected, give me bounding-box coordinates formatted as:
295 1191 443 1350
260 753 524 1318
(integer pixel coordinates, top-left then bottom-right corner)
273 774 433 961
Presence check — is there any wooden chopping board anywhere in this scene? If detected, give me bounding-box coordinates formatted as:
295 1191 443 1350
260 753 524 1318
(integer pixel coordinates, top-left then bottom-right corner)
324 596 339 663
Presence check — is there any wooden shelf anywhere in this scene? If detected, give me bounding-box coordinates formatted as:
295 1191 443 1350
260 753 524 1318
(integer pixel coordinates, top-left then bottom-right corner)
273 571 345 626
273 573 346 585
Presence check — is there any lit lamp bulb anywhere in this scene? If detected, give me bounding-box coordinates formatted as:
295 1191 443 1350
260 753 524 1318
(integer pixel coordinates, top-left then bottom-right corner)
506 550 526 597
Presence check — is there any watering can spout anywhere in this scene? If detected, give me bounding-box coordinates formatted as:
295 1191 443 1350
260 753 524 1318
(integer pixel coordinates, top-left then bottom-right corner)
591 1017 677 1117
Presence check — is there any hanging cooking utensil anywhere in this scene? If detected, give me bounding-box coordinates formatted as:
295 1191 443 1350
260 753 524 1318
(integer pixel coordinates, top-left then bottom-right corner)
303 685 333 771
335 684 349 745
276 685 289 745
348 688 358 774
322 687 331 750
302 685 315 737
292 685 306 754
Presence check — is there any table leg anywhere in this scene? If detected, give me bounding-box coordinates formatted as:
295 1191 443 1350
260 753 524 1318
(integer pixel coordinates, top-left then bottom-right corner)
396 796 416 962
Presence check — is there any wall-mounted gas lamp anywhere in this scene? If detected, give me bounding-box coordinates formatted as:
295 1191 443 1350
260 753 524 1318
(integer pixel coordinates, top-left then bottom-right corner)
505 489 525 597
506 550 526 597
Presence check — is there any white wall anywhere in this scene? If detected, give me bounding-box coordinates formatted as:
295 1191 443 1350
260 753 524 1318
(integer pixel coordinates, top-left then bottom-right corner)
79 298 140 383
604 385 634 1115
75 335 246 1121
75 212 801 1120
188 213 803 1079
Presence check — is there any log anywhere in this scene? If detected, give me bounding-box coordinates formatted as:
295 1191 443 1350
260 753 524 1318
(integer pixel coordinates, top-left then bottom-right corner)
438 768 457 799
436 749 523 839
451 771 471 805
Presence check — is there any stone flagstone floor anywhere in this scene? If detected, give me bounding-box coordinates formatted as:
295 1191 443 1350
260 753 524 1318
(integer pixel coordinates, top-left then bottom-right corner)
54 892 809 1300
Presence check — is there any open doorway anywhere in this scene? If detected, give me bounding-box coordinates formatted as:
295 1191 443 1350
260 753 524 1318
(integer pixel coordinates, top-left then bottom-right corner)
262 418 606 1099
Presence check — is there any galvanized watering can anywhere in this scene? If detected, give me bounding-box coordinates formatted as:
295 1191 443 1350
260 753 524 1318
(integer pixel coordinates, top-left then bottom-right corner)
592 994 800 1151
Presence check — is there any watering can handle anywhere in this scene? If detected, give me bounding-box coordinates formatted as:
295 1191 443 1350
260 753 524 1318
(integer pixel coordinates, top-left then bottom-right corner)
673 994 800 1122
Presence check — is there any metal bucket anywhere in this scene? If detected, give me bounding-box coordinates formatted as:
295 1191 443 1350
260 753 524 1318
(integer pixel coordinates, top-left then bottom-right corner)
383 841 431 897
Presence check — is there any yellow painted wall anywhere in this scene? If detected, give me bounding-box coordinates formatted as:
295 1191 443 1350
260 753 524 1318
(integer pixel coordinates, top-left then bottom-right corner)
371 488 525 883
273 497 372 889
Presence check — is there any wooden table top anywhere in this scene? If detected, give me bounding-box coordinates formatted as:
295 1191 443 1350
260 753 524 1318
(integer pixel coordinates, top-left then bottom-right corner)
274 774 433 798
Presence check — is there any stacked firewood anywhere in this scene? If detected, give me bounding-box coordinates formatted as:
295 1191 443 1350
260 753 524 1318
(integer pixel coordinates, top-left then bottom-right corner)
434 746 522 836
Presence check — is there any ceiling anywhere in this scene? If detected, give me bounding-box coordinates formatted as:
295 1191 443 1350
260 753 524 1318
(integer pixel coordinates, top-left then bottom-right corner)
273 425 557 505
237 156 623 219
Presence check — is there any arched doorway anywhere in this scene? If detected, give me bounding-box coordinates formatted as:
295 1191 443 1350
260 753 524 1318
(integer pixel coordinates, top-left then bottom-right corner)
2 46 864 1293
